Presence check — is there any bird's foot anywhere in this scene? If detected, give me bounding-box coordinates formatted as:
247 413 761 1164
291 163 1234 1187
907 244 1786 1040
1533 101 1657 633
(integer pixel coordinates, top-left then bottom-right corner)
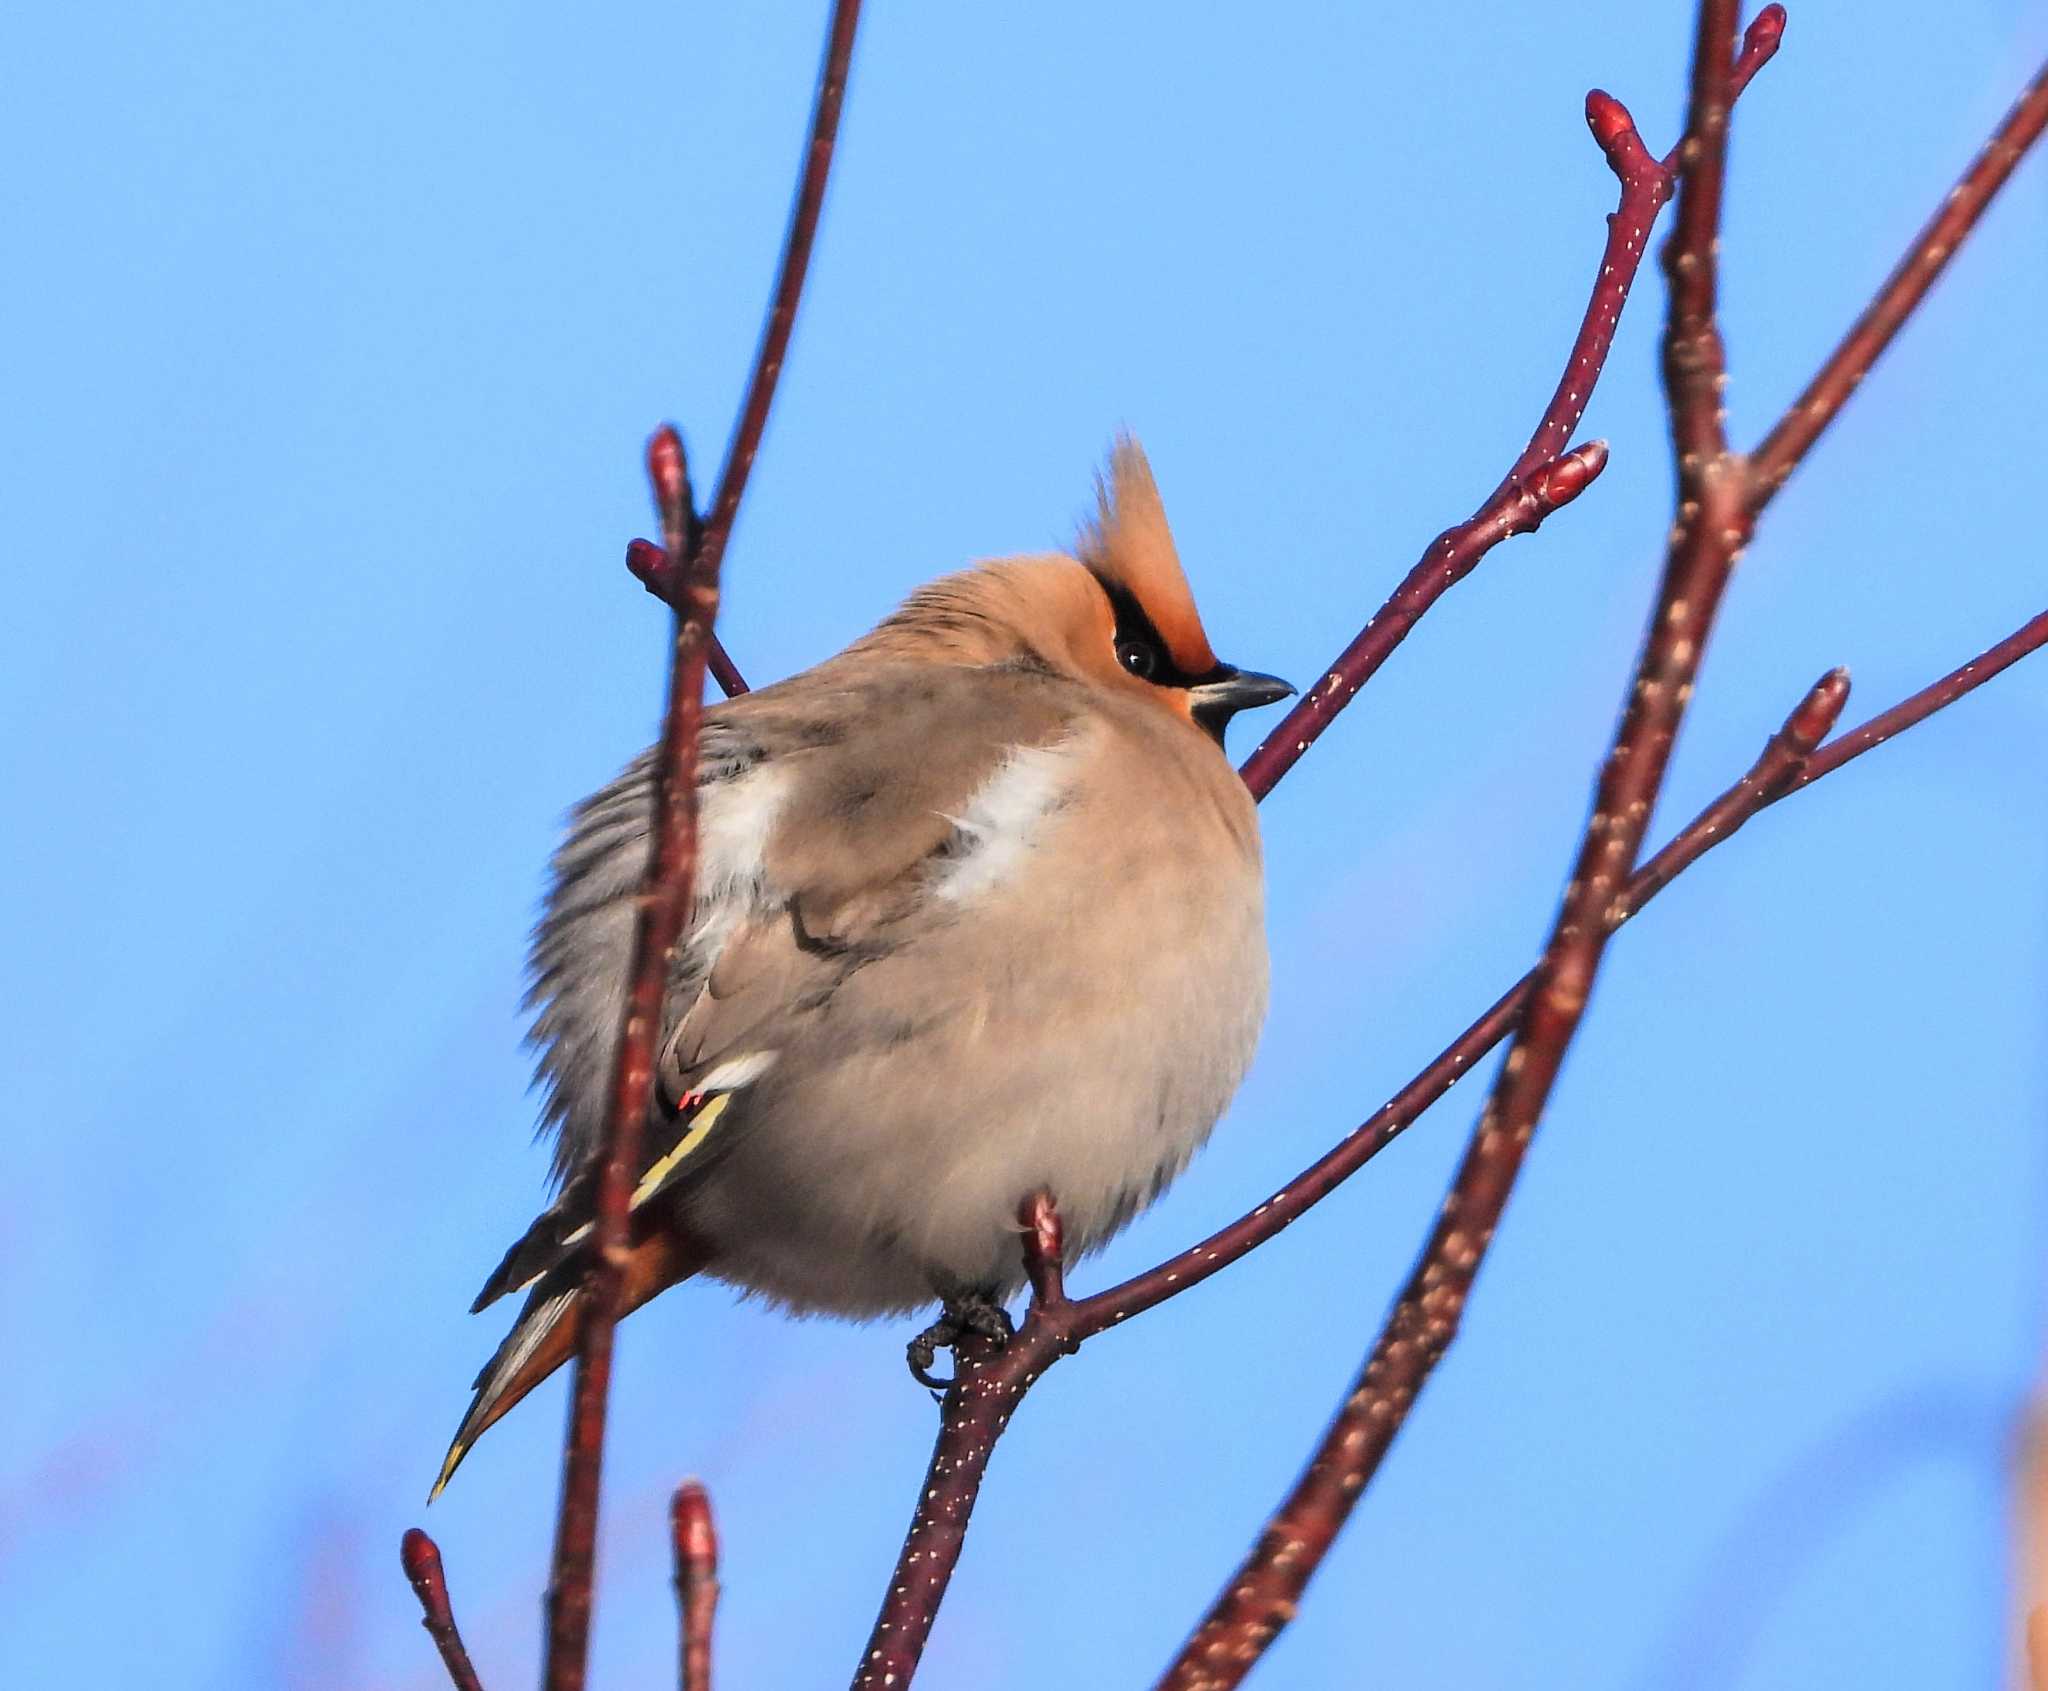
906 1291 1015 1392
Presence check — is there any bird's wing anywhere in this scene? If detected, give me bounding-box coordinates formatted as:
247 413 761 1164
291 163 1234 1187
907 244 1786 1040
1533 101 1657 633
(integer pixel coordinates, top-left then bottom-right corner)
472 660 1085 1314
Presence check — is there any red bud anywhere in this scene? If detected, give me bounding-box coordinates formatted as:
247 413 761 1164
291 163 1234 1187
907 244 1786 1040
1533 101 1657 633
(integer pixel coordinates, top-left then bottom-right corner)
1584 90 1633 152
646 425 688 520
1783 666 1851 753
671 1481 719 1565
1535 439 1609 509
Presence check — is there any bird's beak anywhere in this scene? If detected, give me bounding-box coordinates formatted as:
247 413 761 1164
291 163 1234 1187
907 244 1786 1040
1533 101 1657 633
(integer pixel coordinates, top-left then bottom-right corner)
1188 665 1296 741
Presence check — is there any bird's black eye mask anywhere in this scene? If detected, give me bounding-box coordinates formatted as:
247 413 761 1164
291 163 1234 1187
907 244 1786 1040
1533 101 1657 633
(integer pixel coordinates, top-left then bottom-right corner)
1086 571 1228 692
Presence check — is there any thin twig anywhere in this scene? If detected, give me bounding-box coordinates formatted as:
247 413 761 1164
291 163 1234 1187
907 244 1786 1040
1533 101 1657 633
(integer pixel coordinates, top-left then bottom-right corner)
697 1 862 583
1748 55 2048 510
626 539 751 697
1228 23 1796 807
401 1529 490 1691
1158 4 1766 1680
1788 609 2048 789
1099 662 1848 1326
542 427 720 1691
671 1482 721 1691
1658 2 1785 173
538 7 863 1687
1239 439 1609 800
1236 80 1677 801
622 0 866 696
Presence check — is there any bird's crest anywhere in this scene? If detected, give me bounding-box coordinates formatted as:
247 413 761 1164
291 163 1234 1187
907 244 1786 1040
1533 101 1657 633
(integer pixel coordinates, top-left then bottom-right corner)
1076 437 1219 677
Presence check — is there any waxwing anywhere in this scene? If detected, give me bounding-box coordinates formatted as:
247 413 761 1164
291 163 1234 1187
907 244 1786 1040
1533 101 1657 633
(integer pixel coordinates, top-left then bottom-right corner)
434 440 1292 1495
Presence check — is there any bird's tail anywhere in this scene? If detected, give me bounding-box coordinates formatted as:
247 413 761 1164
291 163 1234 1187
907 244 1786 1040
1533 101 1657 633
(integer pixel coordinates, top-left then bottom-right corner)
430 1228 704 1501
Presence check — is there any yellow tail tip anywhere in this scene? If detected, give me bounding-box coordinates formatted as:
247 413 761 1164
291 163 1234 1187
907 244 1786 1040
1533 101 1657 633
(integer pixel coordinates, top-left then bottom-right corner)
427 1441 467 1505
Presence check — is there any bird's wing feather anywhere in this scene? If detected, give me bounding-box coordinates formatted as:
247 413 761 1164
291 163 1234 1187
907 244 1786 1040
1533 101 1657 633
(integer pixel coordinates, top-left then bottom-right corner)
476 661 1083 1313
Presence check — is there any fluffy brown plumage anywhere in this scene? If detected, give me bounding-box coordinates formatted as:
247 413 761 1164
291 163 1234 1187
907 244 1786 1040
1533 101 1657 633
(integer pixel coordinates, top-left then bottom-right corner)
434 439 1291 1497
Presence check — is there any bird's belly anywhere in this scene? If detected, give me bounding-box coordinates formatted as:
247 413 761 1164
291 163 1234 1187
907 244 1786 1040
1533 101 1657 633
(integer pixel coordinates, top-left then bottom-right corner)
684 879 1268 1318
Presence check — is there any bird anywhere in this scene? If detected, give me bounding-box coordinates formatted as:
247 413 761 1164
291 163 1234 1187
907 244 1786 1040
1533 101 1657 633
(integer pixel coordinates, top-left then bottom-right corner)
433 439 1292 1498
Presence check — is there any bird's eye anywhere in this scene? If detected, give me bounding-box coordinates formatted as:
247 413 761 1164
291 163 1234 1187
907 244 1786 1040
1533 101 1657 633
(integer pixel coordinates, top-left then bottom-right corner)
1116 639 1159 680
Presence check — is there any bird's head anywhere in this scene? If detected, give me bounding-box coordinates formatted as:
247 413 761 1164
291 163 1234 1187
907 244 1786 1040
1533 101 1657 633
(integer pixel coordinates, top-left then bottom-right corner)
863 438 1294 749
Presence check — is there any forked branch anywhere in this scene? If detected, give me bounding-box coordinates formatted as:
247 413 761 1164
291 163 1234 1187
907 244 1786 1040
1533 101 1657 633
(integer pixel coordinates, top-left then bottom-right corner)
1748 57 2048 509
856 27 1767 1682
402 6 862 1690
400 4 2045 1685
1161 13 2048 1686
852 569 2046 1688
541 6 862 1676
1238 80 1679 799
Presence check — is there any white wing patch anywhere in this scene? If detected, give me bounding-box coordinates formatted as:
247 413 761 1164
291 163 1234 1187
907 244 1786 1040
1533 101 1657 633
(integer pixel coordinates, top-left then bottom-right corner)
683 762 795 974
698 761 792 902
697 1050 779 1092
932 740 1076 905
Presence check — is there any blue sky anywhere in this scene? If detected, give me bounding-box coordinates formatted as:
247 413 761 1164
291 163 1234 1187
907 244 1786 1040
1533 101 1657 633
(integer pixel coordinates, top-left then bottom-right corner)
5 4 2045 1687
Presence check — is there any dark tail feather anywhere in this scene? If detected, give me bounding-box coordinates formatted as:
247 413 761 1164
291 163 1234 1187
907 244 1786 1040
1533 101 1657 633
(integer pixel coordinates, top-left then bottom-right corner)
430 1229 703 1501
469 1167 599 1314
470 1094 736 1314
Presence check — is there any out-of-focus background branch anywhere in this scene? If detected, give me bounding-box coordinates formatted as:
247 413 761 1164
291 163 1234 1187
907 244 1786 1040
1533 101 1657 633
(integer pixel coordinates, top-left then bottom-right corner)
5 4 2044 1687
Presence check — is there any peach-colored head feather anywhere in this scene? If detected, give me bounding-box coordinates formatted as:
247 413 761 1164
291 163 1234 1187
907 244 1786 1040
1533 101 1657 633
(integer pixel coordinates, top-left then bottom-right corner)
1075 436 1219 677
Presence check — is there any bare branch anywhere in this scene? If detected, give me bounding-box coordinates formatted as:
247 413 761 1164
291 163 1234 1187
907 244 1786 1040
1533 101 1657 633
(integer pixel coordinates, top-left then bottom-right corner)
1236 80 1672 801
853 1195 1075 1689
853 26 1763 1681
846 587 2042 1689
628 539 751 697
697 2 862 582
541 425 722 1691
1748 55 2048 510
1789 609 2048 790
404 8 2040 1686
1158 3 1764 1679
537 7 864 1686
401 1529 490 1691
671 1482 721 1691
1229 13 1789 810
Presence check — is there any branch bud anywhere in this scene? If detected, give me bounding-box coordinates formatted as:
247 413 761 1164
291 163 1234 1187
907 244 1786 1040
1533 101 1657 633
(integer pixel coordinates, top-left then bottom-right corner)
1533 439 1609 510
1782 666 1851 756
400 1528 453 1624
671 1481 719 1568
647 426 688 515
1584 91 1663 189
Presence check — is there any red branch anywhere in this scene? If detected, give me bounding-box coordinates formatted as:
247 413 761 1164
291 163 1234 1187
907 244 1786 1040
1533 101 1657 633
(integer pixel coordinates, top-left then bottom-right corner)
1790 609 2048 789
627 539 750 697
853 22 1767 1684
843 584 2048 1691
401 1529 489 1691
1149 631 2048 1685
1159 15 2048 1688
527 6 863 1690
542 425 721 1691
616 0 865 702
1158 9 1769 1680
671 1482 721 1691
1748 55 2048 510
405 3 2045 1685
1235 77 1676 800
852 1197 1073 1689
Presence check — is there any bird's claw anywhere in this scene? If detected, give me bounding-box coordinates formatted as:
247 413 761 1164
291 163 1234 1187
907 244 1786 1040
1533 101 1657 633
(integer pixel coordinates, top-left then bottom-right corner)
905 1292 1015 1392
